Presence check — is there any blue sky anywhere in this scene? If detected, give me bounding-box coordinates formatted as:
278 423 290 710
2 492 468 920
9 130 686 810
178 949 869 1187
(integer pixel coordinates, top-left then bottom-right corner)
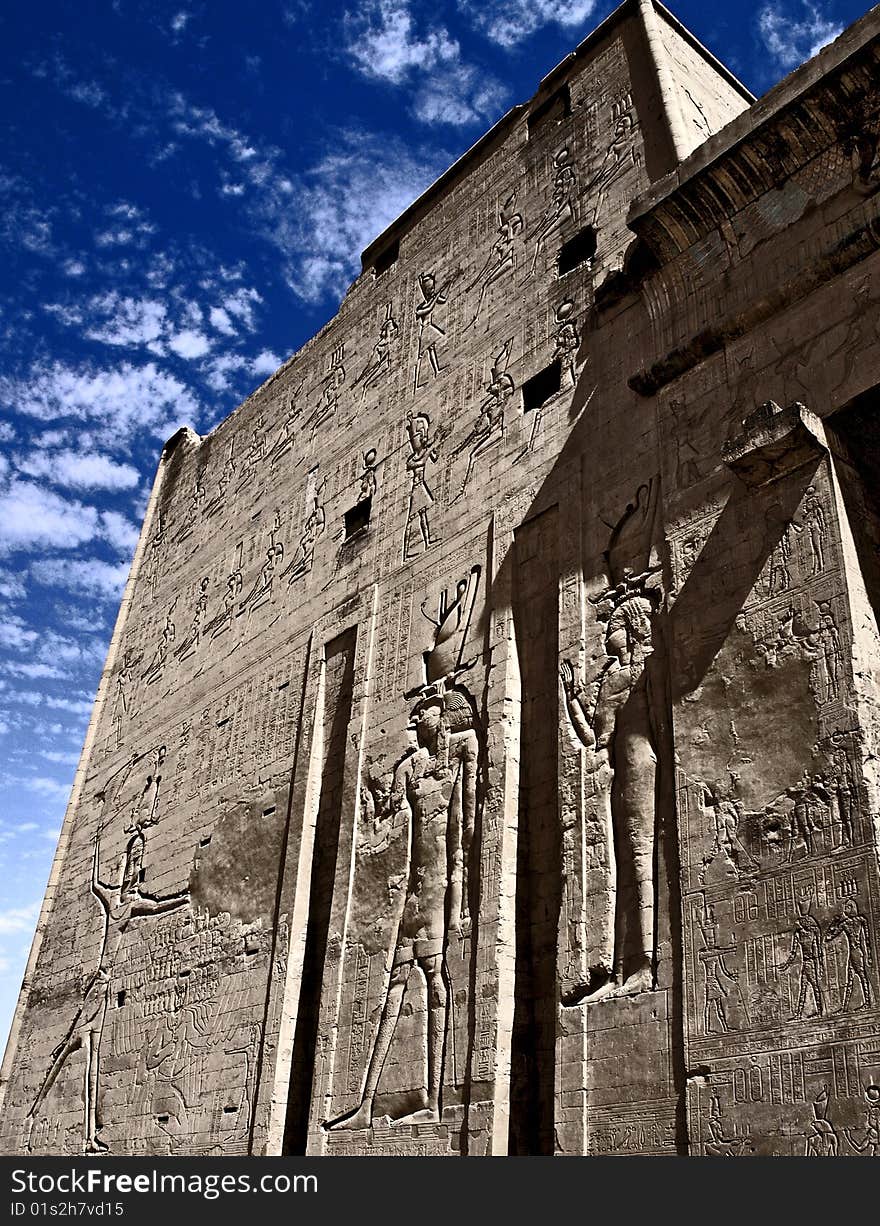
0 0 871 1053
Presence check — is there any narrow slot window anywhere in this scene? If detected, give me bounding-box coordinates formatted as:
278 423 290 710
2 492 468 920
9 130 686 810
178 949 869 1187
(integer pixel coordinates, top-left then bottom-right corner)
344 496 372 540
523 360 562 413
558 226 597 276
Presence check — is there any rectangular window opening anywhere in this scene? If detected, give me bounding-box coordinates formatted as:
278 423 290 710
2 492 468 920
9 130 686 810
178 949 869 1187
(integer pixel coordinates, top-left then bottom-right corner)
116 990 126 1008
558 226 597 276
527 84 571 134
523 360 562 413
262 806 276 818
344 496 372 541
372 238 399 277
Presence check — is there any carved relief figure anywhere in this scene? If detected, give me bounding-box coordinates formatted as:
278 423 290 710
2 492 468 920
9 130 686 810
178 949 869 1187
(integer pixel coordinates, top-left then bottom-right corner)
781 898 825 1018
110 647 142 749
516 302 580 461
268 384 303 465
174 578 210 662
560 482 664 999
800 486 827 575
466 190 524 329
826 899 873 1011
142 604 177 686
698 905 741 1034
586 95 640 225
704 1094 748 1156
203 441 236 519
354 303 398 394
206 546 244 639
234 420 267 494
239 512 284 613
844 1086 880 1155
26 823 189 1153
403 411 442 559
312 345 346 430
805 1089 839 1156
176 470 206 543
282 483 326 586
327 568 480 1132
451 339 514 503
413 269 458 392
529 147 577 274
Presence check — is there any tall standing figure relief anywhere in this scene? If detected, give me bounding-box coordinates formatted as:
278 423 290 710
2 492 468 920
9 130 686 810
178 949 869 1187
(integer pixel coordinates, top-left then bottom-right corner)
326 566 481 1131
560 481 667 1000
26 818 189 1153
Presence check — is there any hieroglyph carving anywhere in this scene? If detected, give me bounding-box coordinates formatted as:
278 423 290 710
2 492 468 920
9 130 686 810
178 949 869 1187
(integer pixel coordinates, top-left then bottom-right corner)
327 566 481 1131
529 147 577 275
560 482 665 1000
26 820 189 1153
355 304 398 394
403 411 444 560
466 191 524 330
452 339 514 502
413 270 459 393
282 483 326 586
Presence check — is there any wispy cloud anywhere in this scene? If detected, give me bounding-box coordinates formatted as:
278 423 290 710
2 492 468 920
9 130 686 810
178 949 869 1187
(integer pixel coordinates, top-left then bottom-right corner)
16 449 140 492
0 361 201 445
281 131 447 300
0 480 99 556
0 901 40 935
35 558 130 601
459 0 597 48
344 0 508 125
757 2 842 70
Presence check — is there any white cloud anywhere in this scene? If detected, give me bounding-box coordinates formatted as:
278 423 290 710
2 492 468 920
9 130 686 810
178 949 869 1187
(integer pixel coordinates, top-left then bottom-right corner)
16 449 140 492
346 0 460 84
0 616 38 650
100 510 139 553
252 349 281 376
6 662 66 680
459 0 597 47
171 11 191 34
757 2 842 69
36 558 129 600
84 294 168 349
0 422 16 443
45 695 93 714
39 750 80 765
222 287 261 330
169 329 211 359
62 258 86 277
284 134 446 300
209 306 236 335
344 0 508 126
0 361 201 444
0 901 40 935
0 480 99 555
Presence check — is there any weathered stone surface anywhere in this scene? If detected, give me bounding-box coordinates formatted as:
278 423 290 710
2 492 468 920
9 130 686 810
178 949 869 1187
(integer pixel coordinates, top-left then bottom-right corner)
3 0 880 1158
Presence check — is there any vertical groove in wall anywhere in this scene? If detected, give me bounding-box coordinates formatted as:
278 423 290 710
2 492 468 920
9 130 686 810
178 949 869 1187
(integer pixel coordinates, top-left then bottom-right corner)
509 508 560 1155
283 627 357 1153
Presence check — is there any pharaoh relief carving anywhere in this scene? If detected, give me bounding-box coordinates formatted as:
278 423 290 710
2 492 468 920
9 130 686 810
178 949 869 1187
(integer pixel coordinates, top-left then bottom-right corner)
585 92 641 224
26 814 189 1154
451 339 514 502
529 147 577 275
560 480 667 1000
282 481 326 586
403 411 444 560
239 511 285 615
310 344 346 431
413 269 459 393
354 303 398 394
203 440 236 520
327 566 481 1131
465 190 524 330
